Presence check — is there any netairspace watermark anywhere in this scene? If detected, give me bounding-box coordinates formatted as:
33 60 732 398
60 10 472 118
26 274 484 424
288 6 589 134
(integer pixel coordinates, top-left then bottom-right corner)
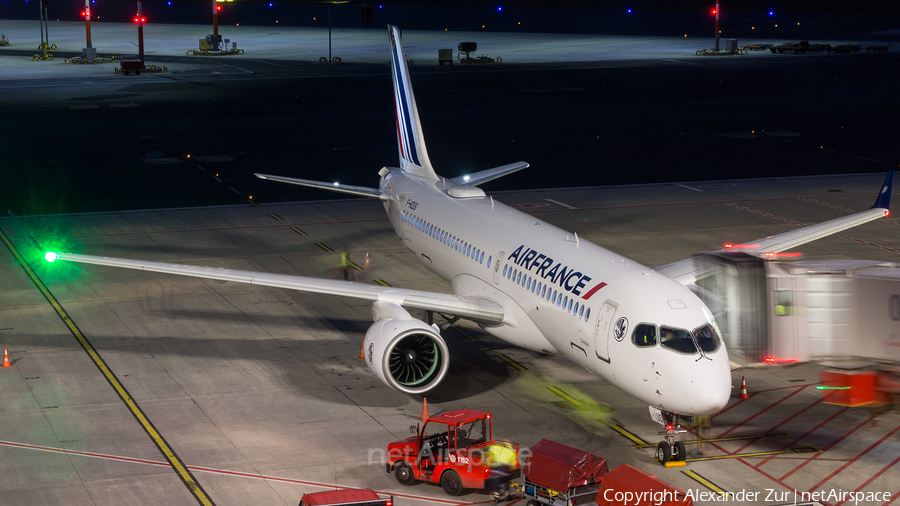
601 488 893 506
368 446 531 471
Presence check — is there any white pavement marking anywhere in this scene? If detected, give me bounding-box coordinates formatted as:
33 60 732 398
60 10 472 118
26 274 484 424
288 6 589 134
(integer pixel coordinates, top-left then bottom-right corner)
0 439 473 505
544 198 578 209
673 183 703 192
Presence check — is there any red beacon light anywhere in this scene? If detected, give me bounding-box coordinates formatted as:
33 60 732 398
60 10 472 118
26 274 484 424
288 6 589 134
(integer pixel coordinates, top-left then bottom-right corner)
216 5 222 11
133 15 146 23
665 424 674 431
710 8 718 15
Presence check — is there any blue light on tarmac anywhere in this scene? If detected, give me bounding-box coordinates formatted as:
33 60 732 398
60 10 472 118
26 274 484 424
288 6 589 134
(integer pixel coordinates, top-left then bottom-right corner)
627 9 632 13
497 6 502 12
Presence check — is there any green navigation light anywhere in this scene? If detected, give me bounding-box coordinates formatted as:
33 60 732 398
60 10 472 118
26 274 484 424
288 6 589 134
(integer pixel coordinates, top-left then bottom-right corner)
816 386 850 390
44 252 58 263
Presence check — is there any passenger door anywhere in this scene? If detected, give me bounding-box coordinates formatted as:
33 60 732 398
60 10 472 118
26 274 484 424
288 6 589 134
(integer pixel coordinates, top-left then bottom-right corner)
493 251 504 285
594 300 617 362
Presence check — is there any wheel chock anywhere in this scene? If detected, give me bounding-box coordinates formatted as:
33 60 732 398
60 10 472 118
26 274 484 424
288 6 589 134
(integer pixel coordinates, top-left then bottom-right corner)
664 460 687 468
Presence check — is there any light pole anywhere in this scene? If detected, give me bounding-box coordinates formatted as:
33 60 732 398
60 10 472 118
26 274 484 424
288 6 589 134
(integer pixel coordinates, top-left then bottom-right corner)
714 0 720 51
83 0 91 49
137 1 145 65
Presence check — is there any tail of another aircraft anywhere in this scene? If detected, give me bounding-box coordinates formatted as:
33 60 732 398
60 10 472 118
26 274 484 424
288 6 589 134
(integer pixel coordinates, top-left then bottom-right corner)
388 25 438 180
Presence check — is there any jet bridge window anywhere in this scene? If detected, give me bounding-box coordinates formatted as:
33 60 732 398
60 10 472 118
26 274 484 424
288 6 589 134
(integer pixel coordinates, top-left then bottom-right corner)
660 326 698 354
776 290 793 316
693 324 721 353
632 324 657 347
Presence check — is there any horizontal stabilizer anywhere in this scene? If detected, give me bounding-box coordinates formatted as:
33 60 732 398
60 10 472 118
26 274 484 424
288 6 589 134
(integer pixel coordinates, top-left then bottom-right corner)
255 173 385 199
450 161 530 187
44 252 505 325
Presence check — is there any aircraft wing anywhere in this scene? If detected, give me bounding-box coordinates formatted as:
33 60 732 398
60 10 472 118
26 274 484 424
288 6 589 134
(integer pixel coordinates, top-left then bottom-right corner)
450 162 529 187
255 173 386 199
722 170 893 257
44 252 505 325
656 171 893 283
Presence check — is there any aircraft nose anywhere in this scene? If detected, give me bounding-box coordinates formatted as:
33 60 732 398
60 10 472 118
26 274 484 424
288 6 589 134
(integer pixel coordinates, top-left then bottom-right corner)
686 358 732 415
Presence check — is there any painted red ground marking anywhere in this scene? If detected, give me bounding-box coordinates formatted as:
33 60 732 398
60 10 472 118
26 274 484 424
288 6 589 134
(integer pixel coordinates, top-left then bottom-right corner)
710 394 753 420
807 422 900 493
732 392 826 454
0 440 472 505
718 385 808 438
834 453 900 506
780 414 876 482
754 407 849 470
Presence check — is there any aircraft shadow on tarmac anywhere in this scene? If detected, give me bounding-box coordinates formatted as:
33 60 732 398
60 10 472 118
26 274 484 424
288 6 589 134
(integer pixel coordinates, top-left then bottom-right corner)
126 309 514 405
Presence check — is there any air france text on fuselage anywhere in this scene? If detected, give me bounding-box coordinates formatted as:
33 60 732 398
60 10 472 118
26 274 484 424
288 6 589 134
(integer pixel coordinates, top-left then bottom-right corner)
507 245 604 299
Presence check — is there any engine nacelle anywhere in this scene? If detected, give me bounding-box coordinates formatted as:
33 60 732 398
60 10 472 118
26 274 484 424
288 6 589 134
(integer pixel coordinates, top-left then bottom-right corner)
364 301 450 394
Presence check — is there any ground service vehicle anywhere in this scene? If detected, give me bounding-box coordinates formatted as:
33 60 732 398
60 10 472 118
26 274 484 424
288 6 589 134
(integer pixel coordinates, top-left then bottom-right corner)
522 439 608 506
298 489 392 506
386 409 519 496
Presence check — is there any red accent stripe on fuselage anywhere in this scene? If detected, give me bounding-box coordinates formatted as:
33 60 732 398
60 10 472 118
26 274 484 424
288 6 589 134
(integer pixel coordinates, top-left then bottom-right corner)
581 282 607 300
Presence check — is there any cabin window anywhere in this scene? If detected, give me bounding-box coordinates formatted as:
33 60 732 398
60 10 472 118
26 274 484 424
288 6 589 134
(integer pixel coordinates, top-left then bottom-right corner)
517 272 522 284
660 327 698 354
584 307 590 321
579 305 585 319
487 255 491 267
574 302 579 315
480 252 485 264
503 265 508 277
552 292 557 304
632 324 657 347
567 298 573 312
693 324 721 353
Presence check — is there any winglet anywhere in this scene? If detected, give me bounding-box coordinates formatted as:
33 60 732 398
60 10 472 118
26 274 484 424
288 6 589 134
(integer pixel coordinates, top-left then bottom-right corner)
388 25 438 181
871 170 894 212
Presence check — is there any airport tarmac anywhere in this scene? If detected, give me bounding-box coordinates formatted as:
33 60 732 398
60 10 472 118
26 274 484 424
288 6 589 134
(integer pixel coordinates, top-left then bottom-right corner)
1 18 894 78
1 172 898 506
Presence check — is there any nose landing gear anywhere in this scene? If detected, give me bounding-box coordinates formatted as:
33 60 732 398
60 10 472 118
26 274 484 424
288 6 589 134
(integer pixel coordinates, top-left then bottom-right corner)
655 411 688 466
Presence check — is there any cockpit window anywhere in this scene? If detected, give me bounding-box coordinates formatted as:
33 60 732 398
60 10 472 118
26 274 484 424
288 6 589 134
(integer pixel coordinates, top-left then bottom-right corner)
660 326 698 354
693 324 721 353
632 324 657 347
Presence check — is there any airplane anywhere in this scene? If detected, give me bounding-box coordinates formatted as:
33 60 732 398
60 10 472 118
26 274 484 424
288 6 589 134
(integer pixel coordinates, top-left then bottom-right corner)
41 25 894 466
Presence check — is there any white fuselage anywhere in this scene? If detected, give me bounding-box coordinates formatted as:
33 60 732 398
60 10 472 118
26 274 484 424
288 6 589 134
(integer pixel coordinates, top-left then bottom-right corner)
380 170 732 416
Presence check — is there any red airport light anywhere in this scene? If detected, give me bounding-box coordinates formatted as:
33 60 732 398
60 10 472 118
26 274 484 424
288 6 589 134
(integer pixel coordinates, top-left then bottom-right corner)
216 5 222 11
666 424 674 431
81 10 89 17
133 15 146 23
710 8 717 15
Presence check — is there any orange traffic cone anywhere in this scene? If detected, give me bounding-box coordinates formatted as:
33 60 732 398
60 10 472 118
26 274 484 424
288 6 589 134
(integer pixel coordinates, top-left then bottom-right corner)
420 397 429 421
358 338 365 359
364 252 371 269
738 376 749 400
1 347 11 368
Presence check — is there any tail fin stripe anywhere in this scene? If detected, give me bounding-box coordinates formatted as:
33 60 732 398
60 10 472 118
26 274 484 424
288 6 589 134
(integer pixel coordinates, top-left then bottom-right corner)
390 43 420 166
387 25 437 180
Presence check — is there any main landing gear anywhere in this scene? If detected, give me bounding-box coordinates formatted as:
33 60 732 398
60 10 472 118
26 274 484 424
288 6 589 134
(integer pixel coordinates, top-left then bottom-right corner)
656 411 688 466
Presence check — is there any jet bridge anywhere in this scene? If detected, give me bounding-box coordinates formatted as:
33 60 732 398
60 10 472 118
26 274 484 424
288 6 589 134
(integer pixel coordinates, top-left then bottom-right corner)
686 252 900 367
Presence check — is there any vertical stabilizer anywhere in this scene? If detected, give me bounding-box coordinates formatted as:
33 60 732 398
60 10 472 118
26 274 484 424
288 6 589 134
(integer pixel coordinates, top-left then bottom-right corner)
389 25 438 180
